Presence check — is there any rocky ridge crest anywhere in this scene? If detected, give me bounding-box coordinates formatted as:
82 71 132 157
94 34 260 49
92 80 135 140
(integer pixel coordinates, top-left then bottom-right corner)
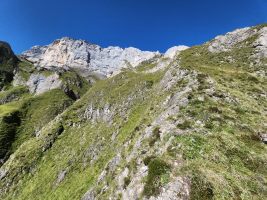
22 37 162 78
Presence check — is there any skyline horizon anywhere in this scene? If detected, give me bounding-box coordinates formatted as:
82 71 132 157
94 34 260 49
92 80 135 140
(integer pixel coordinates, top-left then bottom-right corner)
4 22 267 55
1 0 267 54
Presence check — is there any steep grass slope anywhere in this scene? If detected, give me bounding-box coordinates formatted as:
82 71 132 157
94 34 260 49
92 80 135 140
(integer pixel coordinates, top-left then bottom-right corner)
0 55 90 165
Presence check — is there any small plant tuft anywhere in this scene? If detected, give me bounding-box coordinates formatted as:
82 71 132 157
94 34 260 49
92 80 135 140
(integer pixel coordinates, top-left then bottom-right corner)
143 158 170 197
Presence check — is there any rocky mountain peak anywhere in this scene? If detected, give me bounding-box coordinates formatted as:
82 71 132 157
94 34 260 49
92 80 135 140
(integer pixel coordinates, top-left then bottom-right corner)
0 41 17 60
208 24 267 57
21 37 161 78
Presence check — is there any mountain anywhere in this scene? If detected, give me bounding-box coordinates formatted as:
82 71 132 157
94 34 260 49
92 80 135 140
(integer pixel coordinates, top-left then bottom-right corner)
21 37 161 78
0 24 266 200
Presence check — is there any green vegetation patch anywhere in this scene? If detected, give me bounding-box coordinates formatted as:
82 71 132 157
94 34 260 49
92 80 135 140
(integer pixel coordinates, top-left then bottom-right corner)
0 86 29 104
143 158 171 197
16 60 36 81
60 70 91 99
0 88 73 163
12 89 73 152
174 32 267 199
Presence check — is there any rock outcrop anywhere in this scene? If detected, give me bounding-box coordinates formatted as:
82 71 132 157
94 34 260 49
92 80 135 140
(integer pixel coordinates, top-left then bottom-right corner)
207 27 256 53
26 73 62 94
208 25 267 62
164 45 189 59
254 27 267 58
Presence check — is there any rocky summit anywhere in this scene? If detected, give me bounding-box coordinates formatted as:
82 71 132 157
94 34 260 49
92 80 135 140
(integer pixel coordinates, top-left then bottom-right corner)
0 24 266 200
22 37 161 78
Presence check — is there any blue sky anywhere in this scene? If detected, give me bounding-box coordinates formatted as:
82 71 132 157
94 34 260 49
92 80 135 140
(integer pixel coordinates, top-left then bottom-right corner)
0 0 266 53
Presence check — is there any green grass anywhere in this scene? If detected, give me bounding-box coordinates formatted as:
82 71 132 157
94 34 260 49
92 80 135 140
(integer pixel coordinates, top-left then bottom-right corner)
16 60 36 81
143 158 171 197
0 102 21 117
11 89 74 153
177 120 192 130
0 111 20 160
136 61 157 72
60 70 91 99
0 89 73 164
0 68 166 200
171 30 267 199
0 86 29 104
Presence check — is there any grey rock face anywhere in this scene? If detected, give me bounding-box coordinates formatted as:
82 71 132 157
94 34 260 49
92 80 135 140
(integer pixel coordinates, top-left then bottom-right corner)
26 73 62 94
254 27 267 58
0 91 22 105
121 165 148 200
22 37 160 78
22 45 47 63
147 177 190 200
83 103 114 123
12 72 26 86
0 169 7 180
81 189 95 200
208 25 267 60
208 27 256 53
164 45 189 59
259 133 267 144
56 170 67 184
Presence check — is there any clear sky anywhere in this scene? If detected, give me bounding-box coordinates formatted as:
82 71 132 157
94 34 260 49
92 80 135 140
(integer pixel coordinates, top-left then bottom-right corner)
0 0 266 53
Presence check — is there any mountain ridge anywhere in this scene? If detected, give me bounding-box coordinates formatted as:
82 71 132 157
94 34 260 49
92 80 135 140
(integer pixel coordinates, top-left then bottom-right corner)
21 37 162 78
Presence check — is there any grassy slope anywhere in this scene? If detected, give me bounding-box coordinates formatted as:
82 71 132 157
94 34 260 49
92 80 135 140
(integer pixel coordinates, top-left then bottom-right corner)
0 68 166 200
0 60 90 165
0 89 74 162
171 27 267 199
0 86 29 105
0 25 266 200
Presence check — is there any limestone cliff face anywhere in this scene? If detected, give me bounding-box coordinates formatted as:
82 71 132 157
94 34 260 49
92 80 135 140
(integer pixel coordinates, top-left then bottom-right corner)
17 38 188 95
164 46 189 59
21 37 161 78
208 25 267 57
